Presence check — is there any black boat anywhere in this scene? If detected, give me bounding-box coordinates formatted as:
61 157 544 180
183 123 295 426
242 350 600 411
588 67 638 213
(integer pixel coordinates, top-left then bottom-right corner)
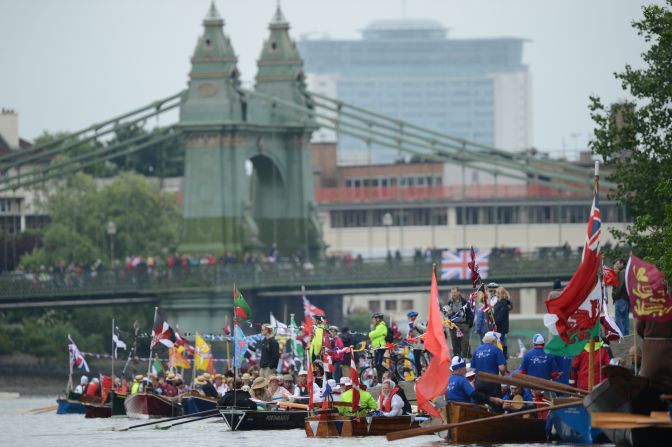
218 407 307 431
584 365 670 447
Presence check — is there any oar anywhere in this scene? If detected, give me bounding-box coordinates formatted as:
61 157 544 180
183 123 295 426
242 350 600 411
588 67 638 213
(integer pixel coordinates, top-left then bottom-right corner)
501 399 550 405
386 400 582 441
591 412 672 429
115 408 218 431
156 412 220 430
477 372 584 397
19 405 58 415
511 373 589 395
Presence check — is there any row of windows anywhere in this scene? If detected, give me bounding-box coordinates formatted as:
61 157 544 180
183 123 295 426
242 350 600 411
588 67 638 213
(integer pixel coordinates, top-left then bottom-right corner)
344 176 443 188
369 299 415 312
329 204 631 228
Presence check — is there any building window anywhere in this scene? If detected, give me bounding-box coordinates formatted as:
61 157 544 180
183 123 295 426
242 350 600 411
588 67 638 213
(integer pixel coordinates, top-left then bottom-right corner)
385 300 397 311
369 300 381 312
401 300 414 311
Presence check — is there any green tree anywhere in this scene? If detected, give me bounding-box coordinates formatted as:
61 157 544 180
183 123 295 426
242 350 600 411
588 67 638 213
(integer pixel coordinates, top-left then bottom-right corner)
21 172 181 267
589 1 672 276
34 131 119 178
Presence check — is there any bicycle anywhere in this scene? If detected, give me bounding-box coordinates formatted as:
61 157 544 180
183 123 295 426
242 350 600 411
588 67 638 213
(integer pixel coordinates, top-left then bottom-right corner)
357 341 421 387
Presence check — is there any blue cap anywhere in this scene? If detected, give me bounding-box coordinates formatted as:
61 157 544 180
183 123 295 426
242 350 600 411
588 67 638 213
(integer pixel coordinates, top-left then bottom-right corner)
533 333 545 345
407 311 418 318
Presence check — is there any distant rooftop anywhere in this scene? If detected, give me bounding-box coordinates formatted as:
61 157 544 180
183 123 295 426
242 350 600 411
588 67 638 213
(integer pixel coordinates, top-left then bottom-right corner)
362 19 448 40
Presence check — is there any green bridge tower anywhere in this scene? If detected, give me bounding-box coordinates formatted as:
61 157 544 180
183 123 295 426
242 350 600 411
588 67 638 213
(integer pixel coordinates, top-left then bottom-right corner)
178 3 324 260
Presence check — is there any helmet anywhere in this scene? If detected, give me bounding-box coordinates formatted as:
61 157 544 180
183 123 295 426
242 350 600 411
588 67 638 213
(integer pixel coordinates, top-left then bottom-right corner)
313 313 325 321
371 312 384 319
487 282 499 289
406 311 418 318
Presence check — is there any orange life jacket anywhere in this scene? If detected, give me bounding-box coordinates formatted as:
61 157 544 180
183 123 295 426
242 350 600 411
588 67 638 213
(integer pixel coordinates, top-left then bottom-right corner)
378 386 399 412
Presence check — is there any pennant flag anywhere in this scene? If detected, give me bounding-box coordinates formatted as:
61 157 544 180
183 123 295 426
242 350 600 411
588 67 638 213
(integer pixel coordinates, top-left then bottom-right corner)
603 265 619 287
68 334 89 372
442 248 490 281
626 255 672 321
233 322 247 369
194 333 212 371
415 268 451 418
112 326 127 359
151 321 174 349
234 286 252 320
303 296 325 317
270 313 291 336
544 191 603 355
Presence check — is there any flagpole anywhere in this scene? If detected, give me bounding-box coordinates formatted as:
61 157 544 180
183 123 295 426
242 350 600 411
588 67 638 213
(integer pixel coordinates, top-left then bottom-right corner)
191 333 197 386
111 318 115 384
67 338 73 394
233 284 237 411
588 161 600 392
147 306 158 375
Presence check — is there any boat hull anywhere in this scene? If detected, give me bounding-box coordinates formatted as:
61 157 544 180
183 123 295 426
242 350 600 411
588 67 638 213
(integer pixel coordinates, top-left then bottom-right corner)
111 392 127 416
56 398 86 415
584 366 670 447
182 396 218 415
549 404 607 443
304 414 419 437
444 401 547 444
124 393 182 419
220 408 307 431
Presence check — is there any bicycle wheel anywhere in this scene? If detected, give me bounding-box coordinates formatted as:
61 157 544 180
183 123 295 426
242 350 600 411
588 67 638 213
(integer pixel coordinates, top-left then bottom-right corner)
394 357 419 382
359 366 378 388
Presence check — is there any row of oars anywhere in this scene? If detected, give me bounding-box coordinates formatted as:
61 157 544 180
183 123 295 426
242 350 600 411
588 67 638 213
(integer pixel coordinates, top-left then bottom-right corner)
19 405 58 415
387 372 587 441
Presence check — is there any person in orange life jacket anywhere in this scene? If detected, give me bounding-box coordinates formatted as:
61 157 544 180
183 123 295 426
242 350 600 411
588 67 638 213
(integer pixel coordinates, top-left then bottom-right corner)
381 371 412 414
446 355 503 406
377 379 404 416
571 336 612 390
85 377 101 397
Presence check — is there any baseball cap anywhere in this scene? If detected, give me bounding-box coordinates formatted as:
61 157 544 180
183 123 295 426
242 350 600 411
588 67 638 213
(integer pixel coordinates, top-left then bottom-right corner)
450 355 467 371
533 333 545 345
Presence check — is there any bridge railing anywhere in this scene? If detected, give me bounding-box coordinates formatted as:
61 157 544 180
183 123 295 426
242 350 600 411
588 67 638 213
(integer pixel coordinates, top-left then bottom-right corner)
0 253 580 300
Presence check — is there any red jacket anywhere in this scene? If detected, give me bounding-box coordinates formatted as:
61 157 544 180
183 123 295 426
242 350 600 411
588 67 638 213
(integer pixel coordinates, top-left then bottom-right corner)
85 382 100 397
571 346 611 390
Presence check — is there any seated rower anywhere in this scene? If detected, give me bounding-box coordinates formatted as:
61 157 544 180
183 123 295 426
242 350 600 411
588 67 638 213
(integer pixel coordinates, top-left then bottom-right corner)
163 373 178 398
293 370 310 399
85 377 101 397
74 376 88 394
378 380 404 417
502 384 535 414
446 356 502 407
131 375 143 394
219 380 257 410
381 371 412 414
250 377 270 405
338 378 377 417
268 375 294 402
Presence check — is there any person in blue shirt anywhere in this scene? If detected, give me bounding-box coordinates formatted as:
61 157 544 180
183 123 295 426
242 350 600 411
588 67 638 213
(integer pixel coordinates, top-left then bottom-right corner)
502 384 535 413
446 356 503 406
519 334 561 381
471 331 507 400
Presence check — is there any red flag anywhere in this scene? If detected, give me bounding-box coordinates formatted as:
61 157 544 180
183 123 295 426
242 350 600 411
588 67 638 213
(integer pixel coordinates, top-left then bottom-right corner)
151 322 174 349
467 246 481 288
603 265 619 287
349 349 360 416
415 268 451 418
626 255 672 322
173 325 194 356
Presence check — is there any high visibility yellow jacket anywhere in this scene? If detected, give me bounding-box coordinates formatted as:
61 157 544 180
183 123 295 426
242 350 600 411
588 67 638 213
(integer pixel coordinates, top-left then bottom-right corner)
131 381 140 394
310 324 327 359
338 388 378 417
369 321 388 348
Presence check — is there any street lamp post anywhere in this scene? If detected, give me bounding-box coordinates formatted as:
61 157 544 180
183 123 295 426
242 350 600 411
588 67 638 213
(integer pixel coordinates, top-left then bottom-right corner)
106 221 117 265
383 212 393 258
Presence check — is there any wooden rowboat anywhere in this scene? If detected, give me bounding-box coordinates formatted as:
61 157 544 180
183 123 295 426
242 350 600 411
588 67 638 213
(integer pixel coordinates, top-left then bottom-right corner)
441 401 547 443
304 414 420 437
124 392 182 419
56 392 85 415
219 407 307 431
182 395 218 415
81 395 111 418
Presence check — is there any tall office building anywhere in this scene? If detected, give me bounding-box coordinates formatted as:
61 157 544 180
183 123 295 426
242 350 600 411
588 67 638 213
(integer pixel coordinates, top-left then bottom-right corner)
298 19 532 164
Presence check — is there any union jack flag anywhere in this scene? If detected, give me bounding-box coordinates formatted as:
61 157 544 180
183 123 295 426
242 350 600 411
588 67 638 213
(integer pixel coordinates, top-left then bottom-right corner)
585 191 601 255
441 249 490 281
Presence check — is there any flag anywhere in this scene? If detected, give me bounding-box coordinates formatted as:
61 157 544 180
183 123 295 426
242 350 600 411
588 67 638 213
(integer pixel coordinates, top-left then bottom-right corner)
173 325 194 357
151 356 163 375
151 321 174 349
600 258 623 341
303 296 325 318
467 246 481 288
169 346 190 369
415 268 451 418
194 333 212 371
348 348 360 416
233 322 247 369
307 357 314 410
626 255 672 321
112 326 127 359
544 191 602 356
234 286 252 320
67 334 89 372
223 316 231 336
603 265 619 287
289 314 304 367
270 313 291 336
441 249 490 281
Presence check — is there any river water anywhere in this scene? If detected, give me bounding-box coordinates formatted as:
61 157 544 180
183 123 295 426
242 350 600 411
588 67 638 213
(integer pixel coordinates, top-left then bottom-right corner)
3 397 606 447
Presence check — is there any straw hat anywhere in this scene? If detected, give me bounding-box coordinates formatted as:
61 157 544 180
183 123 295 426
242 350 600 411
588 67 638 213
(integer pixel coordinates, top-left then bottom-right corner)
134 374 143 381
194 378 206 386
166 373 177 382
214 373 223 380
251 377 268 390
268 375 281 383
202 372 211 380
241 373 251 381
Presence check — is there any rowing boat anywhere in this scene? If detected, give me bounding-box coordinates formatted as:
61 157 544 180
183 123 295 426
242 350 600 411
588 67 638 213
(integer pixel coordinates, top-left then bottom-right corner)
182 395 218 415
56 392 85 415
219 407 307 431
441 401 547 443
304 414 419 437
124 392 182 419
548 401 608 444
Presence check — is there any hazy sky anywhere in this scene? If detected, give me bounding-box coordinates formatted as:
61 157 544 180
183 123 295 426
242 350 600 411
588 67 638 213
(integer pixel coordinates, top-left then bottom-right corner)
0 0 660 156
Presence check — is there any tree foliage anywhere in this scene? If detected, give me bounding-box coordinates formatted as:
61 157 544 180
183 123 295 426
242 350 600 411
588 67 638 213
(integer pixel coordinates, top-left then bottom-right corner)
21 172 181 267
589 1 672 276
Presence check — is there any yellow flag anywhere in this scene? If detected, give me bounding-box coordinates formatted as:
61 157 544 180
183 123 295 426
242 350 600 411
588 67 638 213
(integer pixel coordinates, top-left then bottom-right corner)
169 346 191 369
194 333 212 371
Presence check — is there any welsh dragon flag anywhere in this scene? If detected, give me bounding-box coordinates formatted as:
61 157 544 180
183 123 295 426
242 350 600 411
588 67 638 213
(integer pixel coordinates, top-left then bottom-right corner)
234 286 252 320
544 190 621 356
